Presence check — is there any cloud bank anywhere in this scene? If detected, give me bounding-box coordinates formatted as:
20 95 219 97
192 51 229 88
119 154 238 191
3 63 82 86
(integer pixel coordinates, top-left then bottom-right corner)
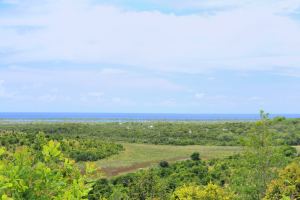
0 0 300 113
0 0 300 73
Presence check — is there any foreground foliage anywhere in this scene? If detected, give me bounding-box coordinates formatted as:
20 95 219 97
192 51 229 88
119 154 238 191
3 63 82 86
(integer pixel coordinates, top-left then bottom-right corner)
264 161 300 200
171 183 234 200
0 140 94 199
229 111 291 200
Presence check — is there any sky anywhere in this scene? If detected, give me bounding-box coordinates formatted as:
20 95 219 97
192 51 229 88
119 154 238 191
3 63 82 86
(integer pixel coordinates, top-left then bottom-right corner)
0 0 300 113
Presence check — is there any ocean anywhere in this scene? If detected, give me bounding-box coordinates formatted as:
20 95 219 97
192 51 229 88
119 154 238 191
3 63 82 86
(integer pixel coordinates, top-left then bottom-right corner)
0 112 299 122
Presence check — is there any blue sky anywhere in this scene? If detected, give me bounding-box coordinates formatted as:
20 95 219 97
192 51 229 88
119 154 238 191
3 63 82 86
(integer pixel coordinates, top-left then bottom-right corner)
0 0 300 113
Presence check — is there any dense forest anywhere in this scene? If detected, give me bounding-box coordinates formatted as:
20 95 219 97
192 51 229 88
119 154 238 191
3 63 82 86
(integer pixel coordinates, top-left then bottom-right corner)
1 112 300 199
0 131 123 162
0 116 299 146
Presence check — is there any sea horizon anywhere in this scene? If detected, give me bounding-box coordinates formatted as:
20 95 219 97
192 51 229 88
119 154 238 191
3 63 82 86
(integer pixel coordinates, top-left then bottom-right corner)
0 112 299 122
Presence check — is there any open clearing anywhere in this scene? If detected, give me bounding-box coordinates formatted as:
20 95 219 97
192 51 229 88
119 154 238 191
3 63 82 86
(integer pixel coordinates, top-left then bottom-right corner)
95 143 242 177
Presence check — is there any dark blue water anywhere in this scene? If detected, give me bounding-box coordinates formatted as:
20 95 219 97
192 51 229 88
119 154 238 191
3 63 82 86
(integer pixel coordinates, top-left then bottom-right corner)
0 113 299 122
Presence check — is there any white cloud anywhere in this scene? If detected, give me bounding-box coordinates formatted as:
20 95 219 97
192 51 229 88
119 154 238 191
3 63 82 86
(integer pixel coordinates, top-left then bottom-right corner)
158 98 177 107
111 97 121 103
0 0 20 5
0 66 184 105
0 80 5 96
195 93 205 99
249 96 263 101
0 79 15 98
0 0 300 74
87 92 104 98
37 94 58 102
80 92 105 102
207 77 216 80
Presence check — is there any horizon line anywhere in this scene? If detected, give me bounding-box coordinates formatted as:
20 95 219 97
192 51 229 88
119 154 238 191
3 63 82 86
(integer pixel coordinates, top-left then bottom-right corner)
0 112 300 115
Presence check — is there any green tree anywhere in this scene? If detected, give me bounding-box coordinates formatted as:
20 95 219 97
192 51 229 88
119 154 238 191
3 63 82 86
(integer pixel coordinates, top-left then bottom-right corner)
0 140 94 199
230 110 289 200
128 170 168 200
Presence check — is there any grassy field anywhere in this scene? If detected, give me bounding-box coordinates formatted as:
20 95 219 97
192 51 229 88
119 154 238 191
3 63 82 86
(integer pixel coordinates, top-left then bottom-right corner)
89 144 300 177
95 143 242 177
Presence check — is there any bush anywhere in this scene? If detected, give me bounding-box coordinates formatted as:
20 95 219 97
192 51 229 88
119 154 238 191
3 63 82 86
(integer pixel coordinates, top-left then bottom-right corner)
264 162 300 200
280 146 298 158
273 116 286 122
159 160 169 168
191 152 200 161
171 183 234 200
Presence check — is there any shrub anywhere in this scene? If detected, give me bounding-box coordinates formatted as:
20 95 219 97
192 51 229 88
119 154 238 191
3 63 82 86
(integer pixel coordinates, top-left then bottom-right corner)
191 152 200 161
159 160 169 168
264 162 300 200
280 145 298 158
171 183 234 200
